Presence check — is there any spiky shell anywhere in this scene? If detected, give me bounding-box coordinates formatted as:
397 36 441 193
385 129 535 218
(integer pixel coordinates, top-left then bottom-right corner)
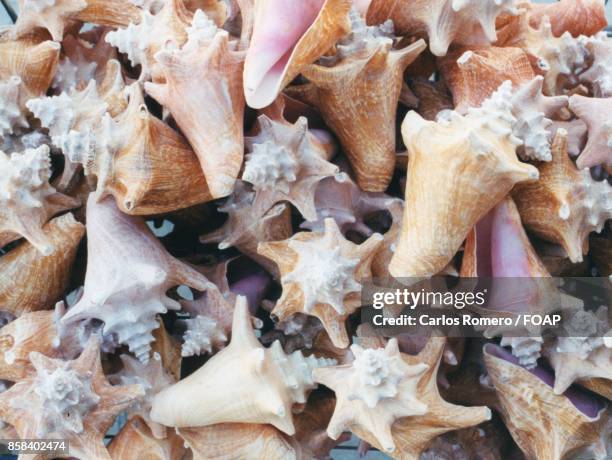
105 0 193 81
350 338 492 459
437 46 535 112
484 343 608 460
513 129 612 263
569 94 612 173
389 81 538 278
180 315 228 356
313 338 429 453
145 18 245 199
258 218 383 348
83 83 213 214
0 213 84 318
366 0 519 57
61 195 213 363
242 115 340 221
150 296 335 434
13 0 140 41
528 0 607 38
0 308 81 381
0 145 80 254
243 0 351 108
0 337 144 460
291 36 425 191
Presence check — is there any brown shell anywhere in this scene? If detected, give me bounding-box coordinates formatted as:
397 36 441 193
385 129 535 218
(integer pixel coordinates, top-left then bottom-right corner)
108 417 186 460
528 0 607 38
0 213 84 317
292 39 426 192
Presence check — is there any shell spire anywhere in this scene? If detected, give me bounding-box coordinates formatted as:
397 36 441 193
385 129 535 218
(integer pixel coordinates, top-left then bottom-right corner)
389 81 538 278
61 195 214 363
313 338 429 453
180 315 228 357
243 115 340 221
258 218 383 348
0 145 80 254
0 336 144 460
150 295 335 434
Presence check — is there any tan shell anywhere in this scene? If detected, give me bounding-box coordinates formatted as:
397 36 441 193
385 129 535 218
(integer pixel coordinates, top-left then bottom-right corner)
178 423 302 460
313 338 429 453
108 416 187 460
528 0 607 38
150 296 334 434
292 38 426 191
87 83 213 215
484 343 608 460
258 218 383 348
145 26 245 198
366 0 519 57
569 94 612 173
512 129 612 263
437 46 535 112
0 213 84 317
0 336 144 460
408 77 453 121
351 338 492 459
243 0 351 108
0 307 81 381
13 0 140 41
389 82 538 278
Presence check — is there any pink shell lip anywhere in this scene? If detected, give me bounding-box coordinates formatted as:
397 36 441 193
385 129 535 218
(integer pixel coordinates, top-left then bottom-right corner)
243 0 326 108
484 344 607 419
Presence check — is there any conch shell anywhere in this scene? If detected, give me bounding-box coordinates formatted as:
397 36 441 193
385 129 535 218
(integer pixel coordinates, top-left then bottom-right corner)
569 94 612 173
437 46 535 113
150 295 335 434
0 336 144 460
243 0 351 108
12 0 141 41
257 218 383 348
512 129 612 263
0 145 80 253
349 338 492 459
108 416 186 460
0 307 81 381
0 213 84 317
528 0 607 38
61 195 213 363
313 338 429 453
484 343 608 460
366 0 519 57
242 114 340 221
79 83 213 215
0 35 60 137
178 423 302 460
389 81 538 278
145 12 245 198
292 11 426 191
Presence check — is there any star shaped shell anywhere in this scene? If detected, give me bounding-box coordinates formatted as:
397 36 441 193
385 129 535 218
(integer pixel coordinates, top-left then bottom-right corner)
258 218 383 348
0 336 144 460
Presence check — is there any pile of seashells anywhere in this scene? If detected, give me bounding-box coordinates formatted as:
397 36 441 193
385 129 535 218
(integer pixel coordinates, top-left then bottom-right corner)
0 0 611 458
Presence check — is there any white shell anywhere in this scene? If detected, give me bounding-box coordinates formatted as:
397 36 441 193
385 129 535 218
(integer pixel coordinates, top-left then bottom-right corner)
180 315 227 357
0 76 28 138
